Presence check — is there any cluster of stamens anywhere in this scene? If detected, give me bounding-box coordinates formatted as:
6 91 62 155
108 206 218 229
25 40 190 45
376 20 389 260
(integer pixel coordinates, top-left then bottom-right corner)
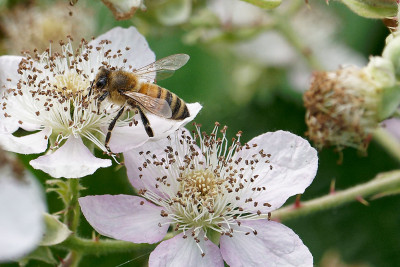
304 67 380 151
136 123 274 246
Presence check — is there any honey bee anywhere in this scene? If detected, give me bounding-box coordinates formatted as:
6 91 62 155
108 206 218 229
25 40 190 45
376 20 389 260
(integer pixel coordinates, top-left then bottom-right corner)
90 54 191 151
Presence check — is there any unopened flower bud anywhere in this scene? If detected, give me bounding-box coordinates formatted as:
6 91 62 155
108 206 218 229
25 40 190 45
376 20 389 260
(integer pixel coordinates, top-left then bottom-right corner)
304 63 397 151
101 0 144 20
339 0 397 19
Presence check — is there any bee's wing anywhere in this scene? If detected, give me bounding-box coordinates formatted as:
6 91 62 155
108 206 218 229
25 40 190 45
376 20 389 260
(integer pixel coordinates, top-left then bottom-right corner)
132 54 189 82
123 91 172 119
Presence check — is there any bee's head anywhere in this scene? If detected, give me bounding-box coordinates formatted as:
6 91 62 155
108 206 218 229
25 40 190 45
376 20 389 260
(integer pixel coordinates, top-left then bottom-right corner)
94 67 110 90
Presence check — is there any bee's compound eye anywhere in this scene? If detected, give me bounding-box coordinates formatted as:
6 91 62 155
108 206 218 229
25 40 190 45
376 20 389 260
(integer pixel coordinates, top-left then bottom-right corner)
96 77 107 89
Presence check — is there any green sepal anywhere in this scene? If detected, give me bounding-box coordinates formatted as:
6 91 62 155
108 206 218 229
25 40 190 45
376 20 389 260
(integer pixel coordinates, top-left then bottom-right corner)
240 0 281 9
339 0 397 19
206 229 221 245
378 85 400 121
40 213 72 246
18 246 57 266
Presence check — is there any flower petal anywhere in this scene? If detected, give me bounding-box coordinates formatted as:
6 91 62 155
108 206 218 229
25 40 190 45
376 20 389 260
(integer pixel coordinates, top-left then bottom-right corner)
108 124 149 153
220 220 312 267
111 102 202 153
234 130 318 212
0 55 23 90
30 136 111 178
79 195 169 244
149 102 202 140
0 127 51 154
87 26 155 78
149 232 224 267
0 171 46 262
124 127 200 196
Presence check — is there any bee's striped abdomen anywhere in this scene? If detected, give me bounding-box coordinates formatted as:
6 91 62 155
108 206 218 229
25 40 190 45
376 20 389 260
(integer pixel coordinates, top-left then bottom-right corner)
139 83 190 120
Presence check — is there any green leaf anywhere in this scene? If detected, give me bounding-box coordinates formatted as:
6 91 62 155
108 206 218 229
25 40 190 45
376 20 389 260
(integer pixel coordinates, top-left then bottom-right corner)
40 213 72 246
18 246 57 266
339 0 397 19
241 0 281 9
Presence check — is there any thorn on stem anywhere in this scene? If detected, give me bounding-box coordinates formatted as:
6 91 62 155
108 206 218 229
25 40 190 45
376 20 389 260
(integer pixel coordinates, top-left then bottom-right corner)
330 179 336 194
294 194 302 209
356 196 369 206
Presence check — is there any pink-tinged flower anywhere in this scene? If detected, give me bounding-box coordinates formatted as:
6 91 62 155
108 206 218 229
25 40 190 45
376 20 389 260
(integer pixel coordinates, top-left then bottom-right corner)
79 125 317 266
0 26 201 178
0 152 46 262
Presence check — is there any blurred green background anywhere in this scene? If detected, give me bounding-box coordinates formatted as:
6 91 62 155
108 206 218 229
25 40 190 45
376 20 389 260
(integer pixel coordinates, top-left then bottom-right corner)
1 0 400 266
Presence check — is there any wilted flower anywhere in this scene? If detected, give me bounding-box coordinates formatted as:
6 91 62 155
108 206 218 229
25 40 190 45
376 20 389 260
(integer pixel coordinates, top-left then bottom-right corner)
0 151 46 262
79 125 317 266
304 56 396 151
1 1 95 54
0 26 201 178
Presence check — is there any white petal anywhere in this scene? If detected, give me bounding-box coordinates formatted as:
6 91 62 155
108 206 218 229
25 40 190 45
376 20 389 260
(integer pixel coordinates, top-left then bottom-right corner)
220 220 312 267
108 124 149 153
149 102 202 140
0 127 51 154
30 136 111 178
79 195 169 244
0 55 23 91
149 232 224 267
87 26 155 77
0 170 46 262
234 131 318 212
111 102 202 153
207 0 267 27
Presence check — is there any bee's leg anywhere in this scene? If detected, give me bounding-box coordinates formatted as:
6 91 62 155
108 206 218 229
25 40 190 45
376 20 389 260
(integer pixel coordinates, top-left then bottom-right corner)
127 100 154 137
88 80 94 99
105 106 125 152
97 91 109 115
137 107 154 137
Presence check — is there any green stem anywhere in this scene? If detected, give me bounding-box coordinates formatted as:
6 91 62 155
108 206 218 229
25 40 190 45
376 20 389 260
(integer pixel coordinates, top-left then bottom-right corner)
56 235 156 255
64 179 81 231
63 179 82 266
373 127 400 163
273 170 400 221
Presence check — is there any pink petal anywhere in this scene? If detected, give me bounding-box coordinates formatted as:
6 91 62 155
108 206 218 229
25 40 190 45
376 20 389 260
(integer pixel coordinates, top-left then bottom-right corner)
124 127 200 196
382 118 400 140
30 136 111 178
149 232 224 267
79 195 169 244
220 220 312 267
234 130 318 212
87 26 155 77
0 171 46 262
0 127 51 154
0 55 23 91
